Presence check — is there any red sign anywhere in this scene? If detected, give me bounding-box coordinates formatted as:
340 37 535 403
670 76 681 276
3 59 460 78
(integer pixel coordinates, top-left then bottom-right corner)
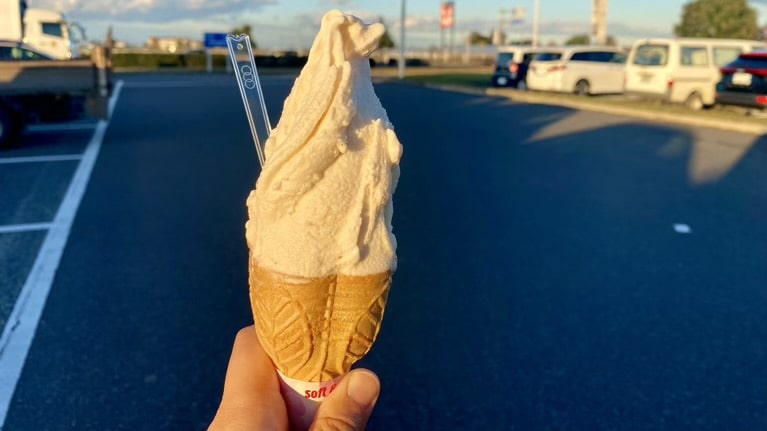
440 2 455 29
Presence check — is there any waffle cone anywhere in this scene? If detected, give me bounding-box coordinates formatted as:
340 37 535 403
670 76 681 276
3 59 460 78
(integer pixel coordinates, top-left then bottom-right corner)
249 258 391 382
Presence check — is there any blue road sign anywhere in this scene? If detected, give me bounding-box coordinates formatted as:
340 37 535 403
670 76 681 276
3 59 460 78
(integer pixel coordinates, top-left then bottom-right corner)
204 33 229 48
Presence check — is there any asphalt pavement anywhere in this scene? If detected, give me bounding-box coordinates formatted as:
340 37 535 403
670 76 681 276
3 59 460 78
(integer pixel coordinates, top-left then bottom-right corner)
1 73 766 430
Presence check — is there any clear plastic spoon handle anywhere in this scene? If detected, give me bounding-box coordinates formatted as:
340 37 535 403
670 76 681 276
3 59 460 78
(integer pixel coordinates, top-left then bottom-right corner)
227 34 271 167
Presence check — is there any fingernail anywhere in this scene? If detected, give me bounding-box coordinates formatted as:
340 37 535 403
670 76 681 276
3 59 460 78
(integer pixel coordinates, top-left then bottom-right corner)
346 371 380 408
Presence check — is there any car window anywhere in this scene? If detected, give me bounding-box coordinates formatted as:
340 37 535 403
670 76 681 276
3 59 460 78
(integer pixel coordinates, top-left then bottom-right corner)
534 52 562 61
42 22 64 37
712 47 742 67
571 51 590 61
611 52 627 64
680 46 708 66
522 53 537 63
633 44 669 66
592 51 621 62
7 47 48 60
0 47 13 60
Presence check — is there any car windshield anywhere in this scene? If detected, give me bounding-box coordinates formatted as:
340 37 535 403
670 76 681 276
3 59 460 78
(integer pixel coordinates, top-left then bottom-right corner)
633 44 669 66
496 52 514 67
534 52 563 61
725 55 767 69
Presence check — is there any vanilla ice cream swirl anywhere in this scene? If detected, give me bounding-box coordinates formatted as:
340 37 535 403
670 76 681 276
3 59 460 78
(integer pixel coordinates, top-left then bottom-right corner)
246 10 402 278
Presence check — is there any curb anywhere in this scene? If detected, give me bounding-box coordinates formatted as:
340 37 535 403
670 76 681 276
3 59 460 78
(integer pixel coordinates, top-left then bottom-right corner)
420 83 767 136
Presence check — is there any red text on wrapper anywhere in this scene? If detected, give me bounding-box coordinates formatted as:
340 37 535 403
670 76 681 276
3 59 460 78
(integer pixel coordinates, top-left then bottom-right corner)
305 383 337 399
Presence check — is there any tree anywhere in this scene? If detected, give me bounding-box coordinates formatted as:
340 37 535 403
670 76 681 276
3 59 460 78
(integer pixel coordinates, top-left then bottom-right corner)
468 31 493 46
565 34 590 45
564 33 618 46
674 0 759 39
231 25 257 48
379 28 395 49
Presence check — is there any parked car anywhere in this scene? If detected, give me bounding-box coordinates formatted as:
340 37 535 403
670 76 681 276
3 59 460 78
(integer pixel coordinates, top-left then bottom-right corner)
624 37 766 110
491 46 562 89
715 50 767 110
526 46 626 95
0 40 54 61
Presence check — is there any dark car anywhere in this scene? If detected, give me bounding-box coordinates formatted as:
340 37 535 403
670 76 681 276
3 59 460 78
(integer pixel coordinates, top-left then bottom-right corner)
715 51 767 109
491 47 560 89
0 40 54 61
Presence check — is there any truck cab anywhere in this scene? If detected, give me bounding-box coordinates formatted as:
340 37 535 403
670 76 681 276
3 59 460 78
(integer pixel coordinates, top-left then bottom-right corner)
23 8 81 60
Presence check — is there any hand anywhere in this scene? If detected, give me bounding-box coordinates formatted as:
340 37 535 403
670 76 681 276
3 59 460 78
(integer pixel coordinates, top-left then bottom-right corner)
209 326 381 431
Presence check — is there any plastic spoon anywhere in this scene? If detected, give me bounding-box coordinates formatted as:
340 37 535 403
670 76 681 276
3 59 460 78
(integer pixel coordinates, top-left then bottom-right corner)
227 34 271 167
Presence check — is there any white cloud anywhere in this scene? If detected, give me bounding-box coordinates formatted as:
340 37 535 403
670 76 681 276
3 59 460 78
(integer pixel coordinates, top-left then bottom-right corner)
33 0 276 21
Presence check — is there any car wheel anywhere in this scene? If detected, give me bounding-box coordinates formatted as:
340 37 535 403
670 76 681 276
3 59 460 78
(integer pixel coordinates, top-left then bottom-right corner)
684 92 704 110
493 76 509 87
0 105 21 149
517 80 528 91
575 80 590 96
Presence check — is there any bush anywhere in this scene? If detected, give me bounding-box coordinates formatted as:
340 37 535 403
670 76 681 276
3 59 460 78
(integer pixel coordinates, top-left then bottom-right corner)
111 52 308 70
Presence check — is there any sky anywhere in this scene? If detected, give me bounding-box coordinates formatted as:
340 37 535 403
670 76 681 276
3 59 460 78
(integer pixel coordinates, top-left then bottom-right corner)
30 0 767 49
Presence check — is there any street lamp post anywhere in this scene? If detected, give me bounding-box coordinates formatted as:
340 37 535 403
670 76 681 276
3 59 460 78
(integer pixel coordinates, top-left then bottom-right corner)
398 0 406 79
532 0 540 47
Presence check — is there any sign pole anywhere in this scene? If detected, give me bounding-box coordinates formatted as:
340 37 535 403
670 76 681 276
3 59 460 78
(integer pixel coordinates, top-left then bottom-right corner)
398 0 406 79
203 32 230 73
532 0 540 47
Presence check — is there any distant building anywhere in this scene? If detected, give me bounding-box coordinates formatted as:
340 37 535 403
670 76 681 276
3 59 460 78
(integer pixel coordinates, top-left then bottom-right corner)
145 37 203 53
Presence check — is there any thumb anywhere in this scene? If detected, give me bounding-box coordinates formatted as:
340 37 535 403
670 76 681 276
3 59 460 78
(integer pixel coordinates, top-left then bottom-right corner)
309 370 380 431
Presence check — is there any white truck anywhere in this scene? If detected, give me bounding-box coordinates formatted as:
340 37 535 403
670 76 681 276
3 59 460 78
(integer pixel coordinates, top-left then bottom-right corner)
0 0 108 148
0 41 112 148
0 0 83 59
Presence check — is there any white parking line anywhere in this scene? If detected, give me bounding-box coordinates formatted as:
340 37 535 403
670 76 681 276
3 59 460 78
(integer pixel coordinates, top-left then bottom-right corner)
0 223 52 234
0 155 82 164
0 80 124 427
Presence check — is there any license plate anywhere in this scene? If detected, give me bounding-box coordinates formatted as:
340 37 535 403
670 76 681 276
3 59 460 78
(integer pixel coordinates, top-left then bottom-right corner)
732 72 752 86
639 73 653 83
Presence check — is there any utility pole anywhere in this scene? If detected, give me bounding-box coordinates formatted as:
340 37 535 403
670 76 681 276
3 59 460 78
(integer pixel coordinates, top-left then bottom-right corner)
532 0 540 47
592 0 608 45
398 0 406 79
493 9 506 45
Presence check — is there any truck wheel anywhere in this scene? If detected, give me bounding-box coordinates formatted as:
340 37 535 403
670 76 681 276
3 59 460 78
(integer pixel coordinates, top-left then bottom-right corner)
575 79 590 96
685 92 704 111
0 106 20 149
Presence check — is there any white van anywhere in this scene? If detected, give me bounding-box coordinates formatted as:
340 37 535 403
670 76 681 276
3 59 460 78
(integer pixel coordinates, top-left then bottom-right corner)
526 46 627 95
625 38 767 109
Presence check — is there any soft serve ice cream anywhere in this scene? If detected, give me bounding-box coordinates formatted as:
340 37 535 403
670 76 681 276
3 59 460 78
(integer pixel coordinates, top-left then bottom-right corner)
243 9 402 423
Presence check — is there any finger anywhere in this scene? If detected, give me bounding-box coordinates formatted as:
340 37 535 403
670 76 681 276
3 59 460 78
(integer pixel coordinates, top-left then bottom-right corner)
309 369 380 431
209 326 288 431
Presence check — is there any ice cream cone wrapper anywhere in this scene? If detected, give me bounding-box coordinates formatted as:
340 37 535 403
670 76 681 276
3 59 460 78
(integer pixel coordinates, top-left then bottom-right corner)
249 259 391 390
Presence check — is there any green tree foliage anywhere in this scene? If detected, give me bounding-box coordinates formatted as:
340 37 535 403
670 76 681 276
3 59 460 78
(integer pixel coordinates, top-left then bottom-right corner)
674 0 759 39
231 25 257 48
468 31 493 46
564 34 618 46
565 34 591 45
379 28 396 49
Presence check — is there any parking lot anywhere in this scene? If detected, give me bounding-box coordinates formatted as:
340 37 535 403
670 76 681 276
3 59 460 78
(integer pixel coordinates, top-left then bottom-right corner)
0 81 121 424
1 73 766 430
